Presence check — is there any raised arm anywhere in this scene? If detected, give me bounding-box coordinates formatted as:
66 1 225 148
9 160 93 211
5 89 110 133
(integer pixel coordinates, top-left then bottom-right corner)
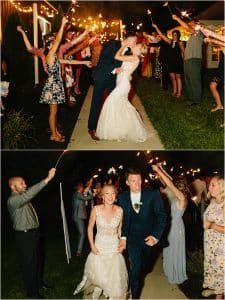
17 25 33 51
87 208 99 255
204 37 225 48
71 30 89 46
152 24 171 44
200 26 225 42
47 16 68 63
115 45 138 62
152 164 187 209
172 14 194 33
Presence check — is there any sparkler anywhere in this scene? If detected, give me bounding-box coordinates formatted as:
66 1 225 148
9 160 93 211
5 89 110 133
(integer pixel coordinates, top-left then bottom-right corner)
66 0 79 22
181 10 191 20
147 9 153 24
163 2 173 16
54 150 68 169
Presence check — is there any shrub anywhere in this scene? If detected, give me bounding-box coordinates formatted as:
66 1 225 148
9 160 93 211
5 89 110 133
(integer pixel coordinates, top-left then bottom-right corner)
2 110 36 149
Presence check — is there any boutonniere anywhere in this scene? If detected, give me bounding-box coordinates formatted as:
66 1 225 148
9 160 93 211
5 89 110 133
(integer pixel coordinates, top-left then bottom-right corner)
134 202 142 210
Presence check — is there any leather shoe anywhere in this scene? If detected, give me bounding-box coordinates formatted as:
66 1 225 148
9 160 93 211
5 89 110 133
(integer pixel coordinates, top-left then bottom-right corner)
88 130 100 141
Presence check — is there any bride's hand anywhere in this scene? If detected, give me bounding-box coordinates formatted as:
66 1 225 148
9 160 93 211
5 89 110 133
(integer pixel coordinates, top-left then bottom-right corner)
91 245 100 255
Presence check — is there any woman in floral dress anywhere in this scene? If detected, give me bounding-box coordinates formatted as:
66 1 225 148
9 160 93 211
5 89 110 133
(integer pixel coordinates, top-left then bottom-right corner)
202 175 224 299
40 17 68 143
40 17 91 142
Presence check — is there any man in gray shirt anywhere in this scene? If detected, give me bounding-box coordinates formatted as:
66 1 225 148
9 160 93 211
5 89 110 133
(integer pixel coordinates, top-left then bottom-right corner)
7 168 56 298
172 14 204 105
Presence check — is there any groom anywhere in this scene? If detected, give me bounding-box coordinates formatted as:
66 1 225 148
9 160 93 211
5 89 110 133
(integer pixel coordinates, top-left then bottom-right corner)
118 167 166 299
88 32 137 140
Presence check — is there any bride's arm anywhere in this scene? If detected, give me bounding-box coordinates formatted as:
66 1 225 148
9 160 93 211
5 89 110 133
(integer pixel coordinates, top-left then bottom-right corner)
87 207 99 255
115 46 138 62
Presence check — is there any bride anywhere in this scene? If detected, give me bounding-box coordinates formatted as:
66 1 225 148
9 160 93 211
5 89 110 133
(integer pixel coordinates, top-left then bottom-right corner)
96 43 149 142
73 184 128 299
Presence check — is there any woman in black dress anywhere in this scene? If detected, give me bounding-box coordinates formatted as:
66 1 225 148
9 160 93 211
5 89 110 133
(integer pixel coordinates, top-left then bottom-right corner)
153 24 185 98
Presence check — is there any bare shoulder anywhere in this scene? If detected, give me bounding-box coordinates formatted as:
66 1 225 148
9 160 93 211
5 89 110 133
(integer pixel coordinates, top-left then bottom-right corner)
115 205 123 214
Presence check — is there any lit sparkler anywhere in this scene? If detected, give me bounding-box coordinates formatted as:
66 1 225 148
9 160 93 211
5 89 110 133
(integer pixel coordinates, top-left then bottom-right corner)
163 2 173 16
147 9 153 24
54 150 68 169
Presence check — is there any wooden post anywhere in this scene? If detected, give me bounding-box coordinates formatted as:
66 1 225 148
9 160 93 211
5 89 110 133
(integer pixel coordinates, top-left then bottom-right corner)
33 2 39 85
119 19 123 41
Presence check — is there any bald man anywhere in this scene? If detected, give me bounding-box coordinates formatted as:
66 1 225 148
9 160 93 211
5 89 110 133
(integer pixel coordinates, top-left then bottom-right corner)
7 168 56 299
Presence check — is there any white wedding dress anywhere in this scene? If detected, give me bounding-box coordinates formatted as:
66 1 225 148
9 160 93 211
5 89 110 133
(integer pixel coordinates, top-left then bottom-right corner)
73 206 128 299
96 60 149 142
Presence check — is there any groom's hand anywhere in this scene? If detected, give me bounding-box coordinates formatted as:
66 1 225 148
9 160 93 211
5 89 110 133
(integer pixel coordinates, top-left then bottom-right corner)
145 235 158 247
115 67 123 74
118 239 126 252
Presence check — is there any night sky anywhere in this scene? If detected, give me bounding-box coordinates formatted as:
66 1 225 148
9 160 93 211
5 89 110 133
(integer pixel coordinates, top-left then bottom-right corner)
2 150 224 187
52 1 218 31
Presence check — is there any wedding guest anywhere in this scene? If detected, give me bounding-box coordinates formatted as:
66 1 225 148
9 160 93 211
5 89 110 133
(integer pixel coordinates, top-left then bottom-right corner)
17 25 49 75
152 164 188 284
74 184 128 299
58 27 88 107
172 14 204 105
202 175 224 299
118 167 166 299
158 32 170 90
203 34 224 112
40 17 91 143
152 24 184 98
72 181 93 256
189 174 208 219
7 168 56 298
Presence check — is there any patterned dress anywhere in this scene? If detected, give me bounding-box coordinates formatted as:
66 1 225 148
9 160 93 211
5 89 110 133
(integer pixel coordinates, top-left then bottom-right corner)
203 200 225 294
40 55 65 104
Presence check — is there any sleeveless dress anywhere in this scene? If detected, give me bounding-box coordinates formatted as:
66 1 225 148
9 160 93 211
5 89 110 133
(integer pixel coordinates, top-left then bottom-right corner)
73 206 128 299
203 200 224 294
96 60 149 142
40 55 65 104
163 187 188 284
167 41 183 74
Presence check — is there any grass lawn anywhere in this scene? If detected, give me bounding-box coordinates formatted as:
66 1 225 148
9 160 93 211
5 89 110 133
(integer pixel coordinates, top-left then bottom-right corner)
135 71 224 149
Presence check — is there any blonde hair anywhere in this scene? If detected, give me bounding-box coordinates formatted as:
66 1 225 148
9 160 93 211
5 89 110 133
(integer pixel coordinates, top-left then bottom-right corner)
207 175 224 201
138 43 147 57
101 184 116 194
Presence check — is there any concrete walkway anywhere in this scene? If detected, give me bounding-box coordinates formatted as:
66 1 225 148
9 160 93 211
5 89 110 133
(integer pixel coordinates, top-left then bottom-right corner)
140 254 187 299
67 86 164 150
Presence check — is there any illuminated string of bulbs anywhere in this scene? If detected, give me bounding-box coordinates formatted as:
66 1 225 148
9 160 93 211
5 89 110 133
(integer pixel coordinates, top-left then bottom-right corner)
9 0 57 17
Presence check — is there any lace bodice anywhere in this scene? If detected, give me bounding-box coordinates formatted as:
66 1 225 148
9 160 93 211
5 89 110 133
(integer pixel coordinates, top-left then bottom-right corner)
94 206 122 254
116 59 139 86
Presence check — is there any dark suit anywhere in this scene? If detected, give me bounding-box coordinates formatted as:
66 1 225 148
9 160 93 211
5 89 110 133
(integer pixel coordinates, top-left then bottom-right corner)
88 40 122 130
118 188 166 299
